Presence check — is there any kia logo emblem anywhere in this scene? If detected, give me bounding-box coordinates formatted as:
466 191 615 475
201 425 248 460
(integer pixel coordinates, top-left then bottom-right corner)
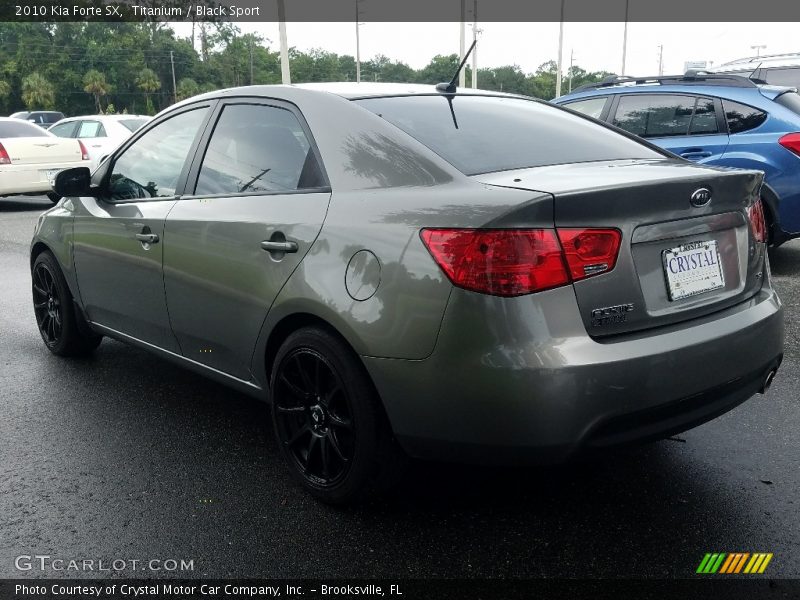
690 188 712 207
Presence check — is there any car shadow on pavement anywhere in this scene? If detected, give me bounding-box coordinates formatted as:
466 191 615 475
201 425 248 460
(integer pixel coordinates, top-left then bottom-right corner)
769 241 800 277
0 196 53 212
9 336 787 579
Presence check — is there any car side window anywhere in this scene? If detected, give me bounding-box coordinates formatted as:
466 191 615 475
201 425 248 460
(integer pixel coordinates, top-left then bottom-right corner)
613 94 697 138
688 98 719 135
77 121 107 138
722 100 768 134
562 97 608 119
108 107 208 201
49 122 77 138
194 103 325 196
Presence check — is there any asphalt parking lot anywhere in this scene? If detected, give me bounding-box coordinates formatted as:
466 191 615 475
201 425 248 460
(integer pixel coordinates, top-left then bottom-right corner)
1 195 799 579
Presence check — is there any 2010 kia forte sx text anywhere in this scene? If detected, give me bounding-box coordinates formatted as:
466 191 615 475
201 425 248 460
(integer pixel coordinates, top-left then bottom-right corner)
30 82 784 503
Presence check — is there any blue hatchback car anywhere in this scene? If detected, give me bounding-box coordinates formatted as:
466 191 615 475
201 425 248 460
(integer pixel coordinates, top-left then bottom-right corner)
554 72 800 246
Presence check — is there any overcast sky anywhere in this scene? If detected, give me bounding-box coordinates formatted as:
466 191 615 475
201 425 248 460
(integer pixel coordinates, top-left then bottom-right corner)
173 21 798 77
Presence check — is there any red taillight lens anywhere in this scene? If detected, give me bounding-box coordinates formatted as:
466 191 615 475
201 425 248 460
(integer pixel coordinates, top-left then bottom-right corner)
0 142 10 165
78 140 90 160
420 229 569 297
779 132 800 156
747 198 768 243
557 228 622 280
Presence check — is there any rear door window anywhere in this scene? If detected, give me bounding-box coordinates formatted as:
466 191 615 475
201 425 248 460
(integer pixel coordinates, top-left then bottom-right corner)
194 103 325 195
613 94 696 137
614 94 722 138
77 121 107 138
722 100 768 133
49 121 78 138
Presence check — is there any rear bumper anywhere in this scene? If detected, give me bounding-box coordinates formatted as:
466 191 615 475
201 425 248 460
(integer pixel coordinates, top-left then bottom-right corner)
0 162 85 195
363 282 784 464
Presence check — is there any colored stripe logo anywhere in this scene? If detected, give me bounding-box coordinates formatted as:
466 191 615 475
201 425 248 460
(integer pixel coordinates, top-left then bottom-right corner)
696 553 773 574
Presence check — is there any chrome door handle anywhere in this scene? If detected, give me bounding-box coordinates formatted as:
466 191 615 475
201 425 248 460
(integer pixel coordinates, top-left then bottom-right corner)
135 233 159 244
260 240 298 253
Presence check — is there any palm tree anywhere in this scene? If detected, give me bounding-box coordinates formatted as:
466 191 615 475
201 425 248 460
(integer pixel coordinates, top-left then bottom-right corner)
135 68 161 115
176 77 199 101
21 72 55 110
0 80 10 100
83 69 111 113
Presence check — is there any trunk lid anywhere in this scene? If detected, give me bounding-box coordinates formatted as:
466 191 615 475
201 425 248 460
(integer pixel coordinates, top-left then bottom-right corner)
1 136 82 165
474 158 766 336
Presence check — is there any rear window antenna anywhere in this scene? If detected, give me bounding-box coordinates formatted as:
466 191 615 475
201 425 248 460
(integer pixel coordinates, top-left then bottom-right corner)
436 40 478 94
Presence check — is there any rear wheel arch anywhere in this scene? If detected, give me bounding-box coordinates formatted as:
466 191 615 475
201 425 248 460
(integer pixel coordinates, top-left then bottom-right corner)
264 313 369 397
760 184 783 245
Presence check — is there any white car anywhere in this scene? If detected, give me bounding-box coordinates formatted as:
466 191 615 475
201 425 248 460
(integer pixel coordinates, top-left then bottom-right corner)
0 117 91 203
48 114 151 169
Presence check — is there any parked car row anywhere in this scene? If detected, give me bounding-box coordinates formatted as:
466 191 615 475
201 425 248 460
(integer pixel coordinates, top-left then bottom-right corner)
554 71 800 247
2 111 150 202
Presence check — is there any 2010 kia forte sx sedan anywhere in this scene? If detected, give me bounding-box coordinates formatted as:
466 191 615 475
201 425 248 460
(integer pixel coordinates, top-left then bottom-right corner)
31 83 784 503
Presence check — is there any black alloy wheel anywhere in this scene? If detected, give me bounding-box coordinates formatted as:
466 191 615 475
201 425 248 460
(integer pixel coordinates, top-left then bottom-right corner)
271 327 403 504
274 348 356 487
32 260 63 347
31 251 102 356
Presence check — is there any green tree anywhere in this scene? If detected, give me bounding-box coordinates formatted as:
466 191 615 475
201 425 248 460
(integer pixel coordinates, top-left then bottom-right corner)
21 71 55 109
0 80 10 99
135 67 161 115
176 77 200 101
83 69 111 113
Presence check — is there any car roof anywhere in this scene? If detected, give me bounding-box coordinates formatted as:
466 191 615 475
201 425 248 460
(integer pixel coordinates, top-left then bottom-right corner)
179 82 527 106
716 53 800 69
55 114 150 122
556 78 795 104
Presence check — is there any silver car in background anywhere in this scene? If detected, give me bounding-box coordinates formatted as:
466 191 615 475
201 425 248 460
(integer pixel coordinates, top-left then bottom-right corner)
31 83 783 503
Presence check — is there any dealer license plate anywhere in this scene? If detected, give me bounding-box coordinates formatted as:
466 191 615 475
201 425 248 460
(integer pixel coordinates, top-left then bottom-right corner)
663 240 725 301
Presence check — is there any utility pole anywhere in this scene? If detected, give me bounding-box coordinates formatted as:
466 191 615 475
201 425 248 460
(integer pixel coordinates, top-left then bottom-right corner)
657 44 664 76
568 48 574 93
459 0 466 88
249 40 254 84
555 0 564 97
169 50 177 103
356 1 361 83
621 0 629 75
471 0 478 88
751 44 766 57
278 0 290 84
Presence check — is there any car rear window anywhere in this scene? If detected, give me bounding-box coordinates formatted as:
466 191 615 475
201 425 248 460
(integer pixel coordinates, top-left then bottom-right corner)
355 95 662 175
119 118 149 132
0 121 49 138
722 100 768 134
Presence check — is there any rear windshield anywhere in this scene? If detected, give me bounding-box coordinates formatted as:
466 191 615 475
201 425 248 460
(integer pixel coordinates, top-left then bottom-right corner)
355 95 663 175
119 118 149 132
774 91 800 116
0 121 48 138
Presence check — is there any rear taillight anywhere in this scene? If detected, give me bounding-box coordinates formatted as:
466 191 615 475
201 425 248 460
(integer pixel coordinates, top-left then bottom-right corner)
419 227 621 297
747 198 768 243
420 229 569 297
0 142 10 165
78 140 90 160
779 132 800 156
557 228 622 280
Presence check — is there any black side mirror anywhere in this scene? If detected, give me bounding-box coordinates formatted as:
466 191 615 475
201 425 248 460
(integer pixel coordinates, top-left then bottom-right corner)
53 167 93 197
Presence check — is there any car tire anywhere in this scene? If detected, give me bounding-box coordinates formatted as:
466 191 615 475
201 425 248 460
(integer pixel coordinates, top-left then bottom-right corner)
270 326 403 504
32 251 102 357
46 192 61 204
